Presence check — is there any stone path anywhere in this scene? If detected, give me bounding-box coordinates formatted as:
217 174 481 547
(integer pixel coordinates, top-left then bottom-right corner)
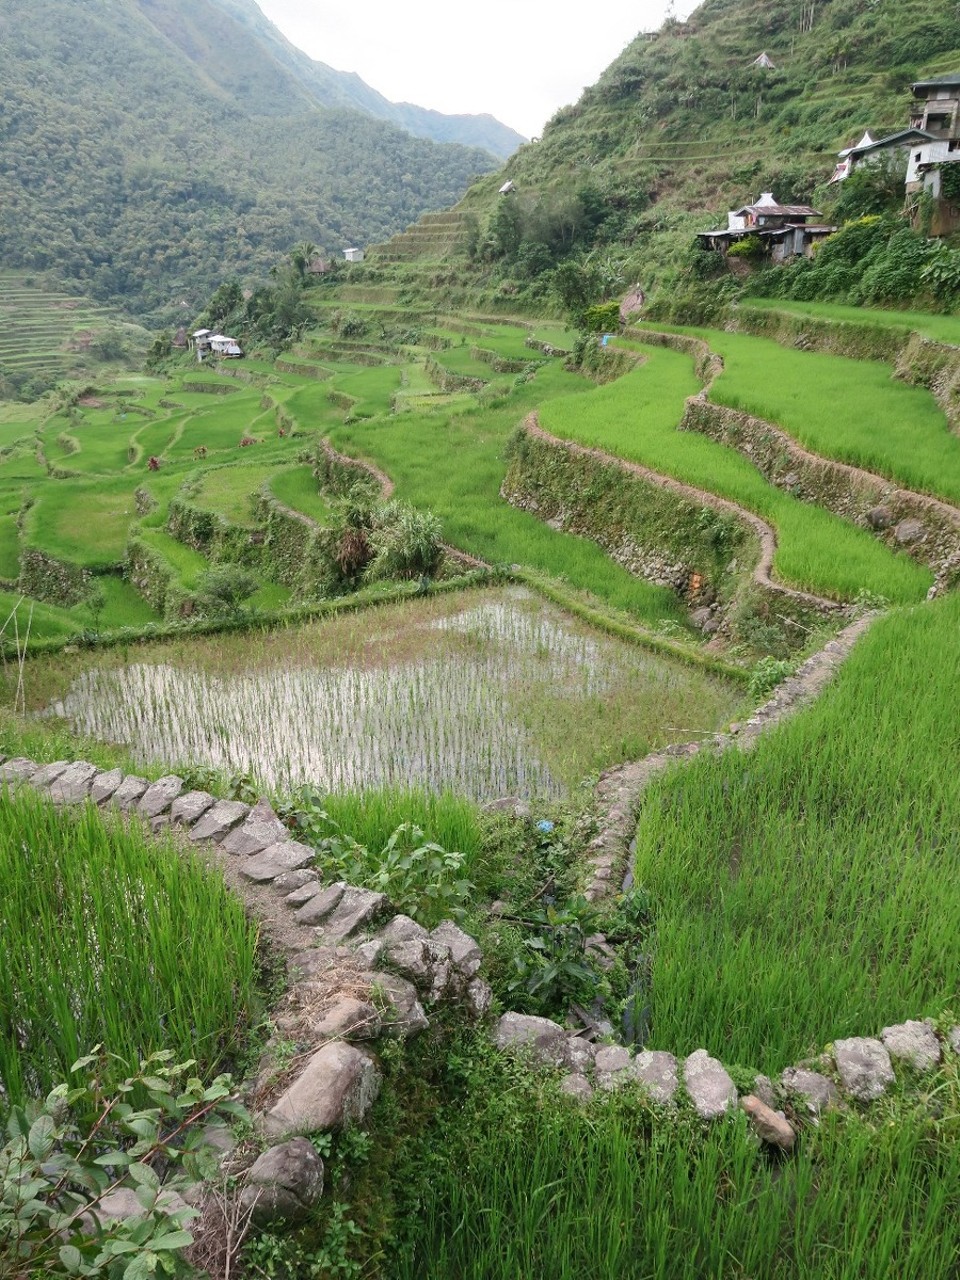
0 759 491 1226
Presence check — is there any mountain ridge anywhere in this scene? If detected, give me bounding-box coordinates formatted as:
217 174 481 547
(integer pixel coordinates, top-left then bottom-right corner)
0 0 505 321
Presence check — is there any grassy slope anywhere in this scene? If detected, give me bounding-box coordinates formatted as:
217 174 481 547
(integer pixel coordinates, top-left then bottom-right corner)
328 362 687 626
540 343 931 602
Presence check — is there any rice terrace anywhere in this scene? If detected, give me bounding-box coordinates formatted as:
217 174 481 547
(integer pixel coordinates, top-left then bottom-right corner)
3 1 960 1278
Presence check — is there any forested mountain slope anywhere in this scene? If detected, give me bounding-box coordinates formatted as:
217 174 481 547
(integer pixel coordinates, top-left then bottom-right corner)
0 0 503 321
207 0 525 156
375 0 960 305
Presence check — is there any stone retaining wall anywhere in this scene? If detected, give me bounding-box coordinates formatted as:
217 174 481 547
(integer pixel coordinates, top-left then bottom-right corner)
680 399 960 593
582 613 876 900
492 1009 960 1149
0 757 491 1226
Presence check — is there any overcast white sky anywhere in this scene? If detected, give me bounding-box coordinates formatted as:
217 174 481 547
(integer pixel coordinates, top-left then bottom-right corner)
255 0 700 138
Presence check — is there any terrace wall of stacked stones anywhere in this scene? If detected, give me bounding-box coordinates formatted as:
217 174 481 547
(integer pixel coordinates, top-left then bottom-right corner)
3 752 958 1222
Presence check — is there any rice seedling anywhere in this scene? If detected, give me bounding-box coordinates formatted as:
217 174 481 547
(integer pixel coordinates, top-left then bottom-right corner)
741 295 960 346
630 591 960 1069
701 329 960 503
31 589 743 800
0 788 261 1105
385 1042 960 1280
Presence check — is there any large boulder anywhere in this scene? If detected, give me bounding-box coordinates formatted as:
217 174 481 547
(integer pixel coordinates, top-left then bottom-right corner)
779 1067 838 1115
881 1020 941 1072
741 1096 795 1151
633 1051 679 1106
221 799 289 857
189 799 250 843
239 1139 324 1225
137 774 183 818
365 971 429 1038
241 841 316 883
683 1050 737 1119
492 1013 567 1067
261 1042 380 1140
318 887 391 943
833 1037 894 1102
49 761 98 803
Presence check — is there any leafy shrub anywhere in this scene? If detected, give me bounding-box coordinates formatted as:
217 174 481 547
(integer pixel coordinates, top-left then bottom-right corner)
282 799 473 926
726 235 765 261
581 301 621 333
0 1050 242 1279
195 565 259 617
365 502 443 582
748 655 794 698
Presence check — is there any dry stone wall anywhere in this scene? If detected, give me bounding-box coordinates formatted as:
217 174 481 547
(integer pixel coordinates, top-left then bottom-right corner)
0 758 490 1226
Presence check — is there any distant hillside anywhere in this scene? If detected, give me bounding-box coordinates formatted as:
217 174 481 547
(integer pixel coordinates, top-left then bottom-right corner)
207 0 526 157
368 0 960 308
0 0 503 322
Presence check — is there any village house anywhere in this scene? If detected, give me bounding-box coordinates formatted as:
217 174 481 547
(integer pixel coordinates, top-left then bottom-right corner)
208 334 243 358
343 247 364 263
828 128 935 184
905 73 960 234
308 257 331 276
830 73 960 235
697 192 835 263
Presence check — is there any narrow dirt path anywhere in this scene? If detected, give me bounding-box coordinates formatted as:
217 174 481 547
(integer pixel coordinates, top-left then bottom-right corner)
584 611 877 900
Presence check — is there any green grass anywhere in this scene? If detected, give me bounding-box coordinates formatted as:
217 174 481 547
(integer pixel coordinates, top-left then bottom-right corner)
317 786 483 862
631 592 960 1070
331 365 403 417
385 1044 960 1280
268 465 331 523
541 344 931 604
193 461 288 526
0 514 19 580
741 296 960 346
696 329 960 505
329 364 688 627
25 478 139 568
0 788 260 1103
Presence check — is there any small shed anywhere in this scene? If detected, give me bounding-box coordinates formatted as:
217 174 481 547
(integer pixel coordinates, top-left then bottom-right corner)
498 180 516 195
751 52 777 70
308 258 330 275
343 248 365 263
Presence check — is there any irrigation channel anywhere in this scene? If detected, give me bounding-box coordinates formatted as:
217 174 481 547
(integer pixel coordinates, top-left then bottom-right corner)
37 587 744 800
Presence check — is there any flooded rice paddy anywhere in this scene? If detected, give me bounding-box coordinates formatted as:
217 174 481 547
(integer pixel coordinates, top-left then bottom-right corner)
40 589 743 800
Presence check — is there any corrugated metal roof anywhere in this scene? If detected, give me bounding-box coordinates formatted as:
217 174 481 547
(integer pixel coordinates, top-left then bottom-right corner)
912 74 960 92
733 203 822 218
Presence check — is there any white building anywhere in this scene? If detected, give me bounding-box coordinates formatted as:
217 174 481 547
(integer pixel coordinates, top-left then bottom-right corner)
343 247 365 262
208 335 243 358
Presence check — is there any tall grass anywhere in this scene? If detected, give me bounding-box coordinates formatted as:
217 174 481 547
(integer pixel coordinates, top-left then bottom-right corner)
317 786 483 862
631 591 960 1069
0 789 261 1104
741 295 960 346
389 1051 960 1280
540 344 931 604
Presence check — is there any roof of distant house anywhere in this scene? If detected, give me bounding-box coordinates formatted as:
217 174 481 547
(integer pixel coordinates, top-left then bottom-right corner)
912 73 960 94
732 199 822 219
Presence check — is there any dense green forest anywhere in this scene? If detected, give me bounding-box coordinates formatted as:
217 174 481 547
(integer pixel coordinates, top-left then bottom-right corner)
0 0 504 322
